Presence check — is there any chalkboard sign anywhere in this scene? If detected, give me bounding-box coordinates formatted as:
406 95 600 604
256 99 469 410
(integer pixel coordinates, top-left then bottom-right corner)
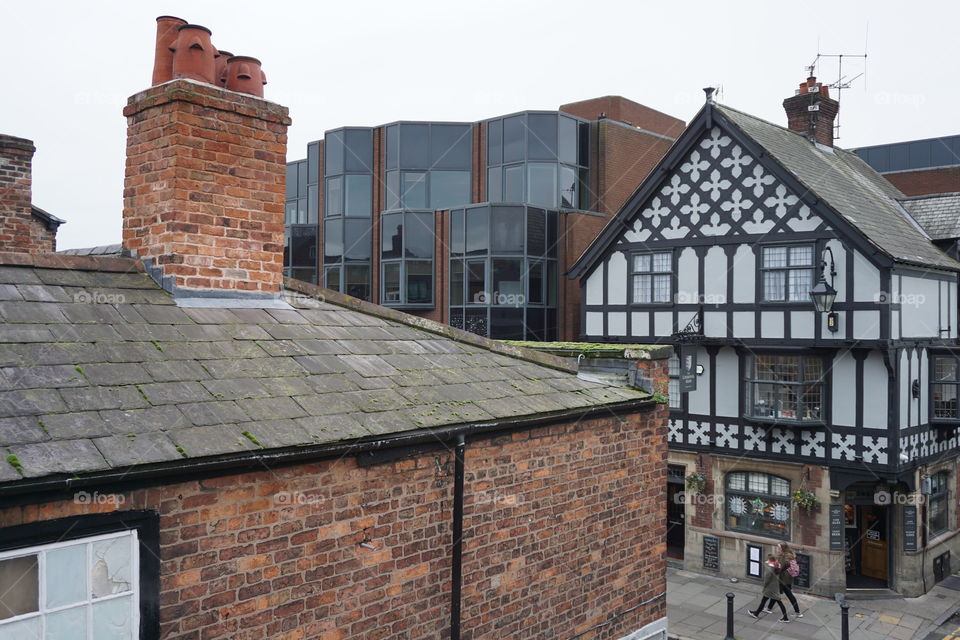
829 504 844 551
703 536 719 570
904 505 918 552
794 553 811 589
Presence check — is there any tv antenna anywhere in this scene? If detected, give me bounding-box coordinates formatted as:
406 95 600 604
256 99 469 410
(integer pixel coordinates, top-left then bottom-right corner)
807 27 868 140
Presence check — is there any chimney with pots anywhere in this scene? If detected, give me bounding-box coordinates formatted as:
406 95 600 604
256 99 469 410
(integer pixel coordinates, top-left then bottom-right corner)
123 17 289 301
783 75 840 147
0 134 61 254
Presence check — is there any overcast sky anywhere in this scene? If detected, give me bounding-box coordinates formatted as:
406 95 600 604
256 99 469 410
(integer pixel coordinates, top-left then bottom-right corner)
4 0 958 250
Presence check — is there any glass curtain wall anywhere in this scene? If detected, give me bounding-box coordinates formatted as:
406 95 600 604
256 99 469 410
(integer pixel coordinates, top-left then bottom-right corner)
323 128 374 299
486 112 589 209
380 211 435 307
384 123 472 211
283 151 318 283
449 204 558 340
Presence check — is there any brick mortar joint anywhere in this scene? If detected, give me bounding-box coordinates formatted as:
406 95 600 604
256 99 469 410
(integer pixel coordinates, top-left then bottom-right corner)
124 80 291 126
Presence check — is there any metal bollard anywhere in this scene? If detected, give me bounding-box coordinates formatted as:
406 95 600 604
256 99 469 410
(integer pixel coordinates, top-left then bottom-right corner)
724 592 735 640
840 602 850 640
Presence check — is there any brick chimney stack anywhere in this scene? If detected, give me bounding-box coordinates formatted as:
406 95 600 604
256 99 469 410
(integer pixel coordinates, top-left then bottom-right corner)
0 134 58 254
122 20 290 300
783 76 840 147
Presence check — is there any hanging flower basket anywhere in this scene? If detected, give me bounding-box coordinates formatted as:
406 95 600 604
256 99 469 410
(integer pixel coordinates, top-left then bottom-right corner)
793 488 818 513
685 472 707 494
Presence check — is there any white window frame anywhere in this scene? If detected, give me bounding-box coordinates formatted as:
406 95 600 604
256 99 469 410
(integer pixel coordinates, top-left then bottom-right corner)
0 529 140 638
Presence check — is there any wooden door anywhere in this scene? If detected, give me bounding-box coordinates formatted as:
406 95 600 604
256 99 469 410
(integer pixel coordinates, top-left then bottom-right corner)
667 484 685 557
860 505 888 581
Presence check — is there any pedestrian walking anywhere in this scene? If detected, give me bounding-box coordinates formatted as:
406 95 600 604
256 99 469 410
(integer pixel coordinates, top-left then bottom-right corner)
765 542 803 618
748 555 790 622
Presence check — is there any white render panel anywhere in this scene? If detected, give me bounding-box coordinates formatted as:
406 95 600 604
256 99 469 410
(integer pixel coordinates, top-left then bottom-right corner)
703 247 727 304
688 347 710 415
790 310 814 339
608 312 627 336
853 310 881 340
852 250 881 302
920 348 929 425
654 312 673 336
732 245 755 303
677 247 699 305
910 349 921 428
827 239 846 303
586 311 603 336
951 282 958 339
704 312 727 338
760 312 784 339
831 351 856 427
899 350 909 429
716 347 739 418
733 312 754 338
863 351 889 429
607 252 627 305
586 264 604 305
900 275 941 337
940 281 949 337
891 310 900 339
630 312 649 337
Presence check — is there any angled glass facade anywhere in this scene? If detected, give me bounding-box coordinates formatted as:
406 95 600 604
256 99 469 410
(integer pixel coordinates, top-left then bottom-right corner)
380 211 435 307
283 149 318 284
384 123 473 211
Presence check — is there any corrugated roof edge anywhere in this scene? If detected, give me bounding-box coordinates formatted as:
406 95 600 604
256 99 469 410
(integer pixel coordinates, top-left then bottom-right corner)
283 277 582 374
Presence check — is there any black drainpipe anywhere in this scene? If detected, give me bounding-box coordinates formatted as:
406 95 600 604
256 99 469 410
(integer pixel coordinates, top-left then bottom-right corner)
450 434 466 640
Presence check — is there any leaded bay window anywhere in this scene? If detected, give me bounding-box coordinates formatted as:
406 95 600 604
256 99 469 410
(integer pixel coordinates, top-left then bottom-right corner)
0 531 139 638
760 244 814 302
726 471 791 540
667 353 681 410
929 471 950 536
932 356 959 419
746 354 824 422
631 252 672 304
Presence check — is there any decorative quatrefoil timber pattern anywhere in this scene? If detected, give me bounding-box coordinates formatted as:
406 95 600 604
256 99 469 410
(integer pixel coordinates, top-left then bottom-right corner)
621 127 829 244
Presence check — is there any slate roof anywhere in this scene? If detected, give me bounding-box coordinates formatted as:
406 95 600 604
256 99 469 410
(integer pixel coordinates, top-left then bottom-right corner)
717 105 960 270
0 255 648 485
59 243 123 257
899 193 960 241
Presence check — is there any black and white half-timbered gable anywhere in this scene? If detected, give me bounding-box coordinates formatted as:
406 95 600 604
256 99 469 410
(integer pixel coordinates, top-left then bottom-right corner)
572 81 960 596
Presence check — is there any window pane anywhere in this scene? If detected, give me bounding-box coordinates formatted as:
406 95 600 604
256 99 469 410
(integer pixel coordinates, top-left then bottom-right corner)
525 307 545 341
770 476 790 497
727 472 746 491
465 308 488 337
503 116 524 163
297 162 308 198
465 208 489 256
307 142 320 182
527 163 557 208
92 594 133 640
763 246 787 268
285 200 296 225
935 358 957 382
634 254 651 273
401 172 427 209
788 268 813 302
307 185 318 224
286 163 297 199
668 377 681 408
789 245 813 266
405 213 434 259
430 171 471 210
450 260 464 305
450 308 464 330
431 124 472 169
633 274 652 303
325 177 343 217
450 210 464 257
578 122 590 167
407 261 433 304
399 124 430 168
547 212 558 258
344 129 373 173
290 227 316 267
487 119 503 166
345 265 370 300
383 262 401 303
46 606 87 640
547 262 557 307
559 116 577 165
344 175 372 217
0 555 38 620
801 384 822 419
382 213 402 260
527 113 558 161
491 206 524 254
526 207 545 256
386 171 400 211
386 125 398 170
933 383 958 418
344 220 371 261
748 473 767 493
560 165 577 208
653 275 671 303
490 307 525 340
528 261 544 304
763 270 785 301
652 252 672 272
92 536 133 599
325 131 344 176
487 167 502 202
492 259 523 304
503 165 524 202
0 617 39 637
323 220 342 264
467 260 486 304
325 266 341 292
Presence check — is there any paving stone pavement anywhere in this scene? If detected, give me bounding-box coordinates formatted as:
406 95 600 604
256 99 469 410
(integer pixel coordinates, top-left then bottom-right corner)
667 567 960 640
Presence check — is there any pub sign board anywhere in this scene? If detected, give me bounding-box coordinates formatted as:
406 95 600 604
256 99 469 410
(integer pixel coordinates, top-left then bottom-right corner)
678 343 697 392
829 504 844 551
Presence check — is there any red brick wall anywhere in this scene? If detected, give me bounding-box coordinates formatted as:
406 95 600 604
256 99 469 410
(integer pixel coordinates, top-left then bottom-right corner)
122 80 291 295
560 97 685 139
0 135 56 254
797 465 824 548
690 454 714 530
882 167 960 196
0 410 666 640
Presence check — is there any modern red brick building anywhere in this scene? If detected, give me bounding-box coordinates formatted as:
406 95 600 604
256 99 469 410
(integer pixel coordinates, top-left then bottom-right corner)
0 17 670 640
284 96 685 342
0 134 64 254
854 133 960 196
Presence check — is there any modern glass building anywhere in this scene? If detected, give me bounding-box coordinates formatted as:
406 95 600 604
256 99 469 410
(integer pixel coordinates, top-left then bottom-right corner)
284 95 685 341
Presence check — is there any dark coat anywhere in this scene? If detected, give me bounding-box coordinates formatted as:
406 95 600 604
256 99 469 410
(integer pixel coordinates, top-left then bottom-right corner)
762 564 782 600
778 553 796 587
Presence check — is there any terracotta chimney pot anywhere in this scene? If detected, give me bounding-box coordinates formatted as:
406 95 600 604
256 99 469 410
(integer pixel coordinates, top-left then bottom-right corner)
151 16 187 85
225 56 266 97
171 24 216 84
